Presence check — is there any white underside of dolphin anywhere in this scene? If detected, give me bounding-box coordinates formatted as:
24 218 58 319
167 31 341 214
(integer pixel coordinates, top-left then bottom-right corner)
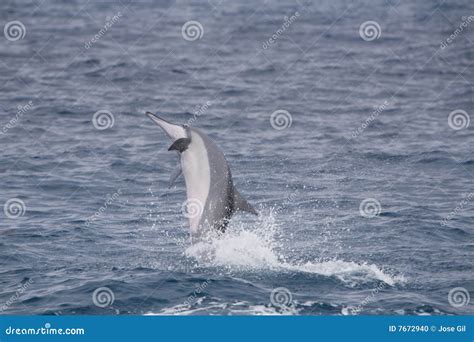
146 112 257 237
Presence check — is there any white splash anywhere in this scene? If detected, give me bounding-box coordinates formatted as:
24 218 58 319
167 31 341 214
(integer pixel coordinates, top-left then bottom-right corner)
186 212 280 269
145 300 296 316
185 210 405 286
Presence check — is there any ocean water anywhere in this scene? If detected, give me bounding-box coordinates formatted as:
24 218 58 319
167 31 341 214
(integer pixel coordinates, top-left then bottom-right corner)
0 0 473 316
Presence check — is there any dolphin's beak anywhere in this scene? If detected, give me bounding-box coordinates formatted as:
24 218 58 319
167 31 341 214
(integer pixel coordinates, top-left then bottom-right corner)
146 112 187 141
146 112 169 126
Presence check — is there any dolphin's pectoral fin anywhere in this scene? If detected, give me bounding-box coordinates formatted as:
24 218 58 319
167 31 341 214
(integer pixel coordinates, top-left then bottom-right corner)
168 164 183 188
168 138 191 153
233 189 258 216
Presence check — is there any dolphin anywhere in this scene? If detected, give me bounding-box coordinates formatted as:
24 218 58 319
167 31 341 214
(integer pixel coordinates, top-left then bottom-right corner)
146 112 257 238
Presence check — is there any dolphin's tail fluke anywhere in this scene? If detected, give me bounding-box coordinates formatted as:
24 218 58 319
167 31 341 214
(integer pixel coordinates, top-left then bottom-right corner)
146 112 187 142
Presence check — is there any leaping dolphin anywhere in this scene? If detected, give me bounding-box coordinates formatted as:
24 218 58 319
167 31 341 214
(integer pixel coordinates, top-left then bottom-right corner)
146 112 257 239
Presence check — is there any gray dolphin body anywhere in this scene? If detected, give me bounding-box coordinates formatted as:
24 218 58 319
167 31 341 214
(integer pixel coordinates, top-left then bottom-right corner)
146 112 257 238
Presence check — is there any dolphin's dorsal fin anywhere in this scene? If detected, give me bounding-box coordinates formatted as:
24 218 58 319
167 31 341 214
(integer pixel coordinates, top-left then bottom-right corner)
233 188 258 215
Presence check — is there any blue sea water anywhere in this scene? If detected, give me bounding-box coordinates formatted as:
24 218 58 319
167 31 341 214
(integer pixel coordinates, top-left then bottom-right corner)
0 0 473 316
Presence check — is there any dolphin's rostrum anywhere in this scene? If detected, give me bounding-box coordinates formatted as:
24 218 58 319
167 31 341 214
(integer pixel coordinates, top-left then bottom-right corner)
146 112 257 238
